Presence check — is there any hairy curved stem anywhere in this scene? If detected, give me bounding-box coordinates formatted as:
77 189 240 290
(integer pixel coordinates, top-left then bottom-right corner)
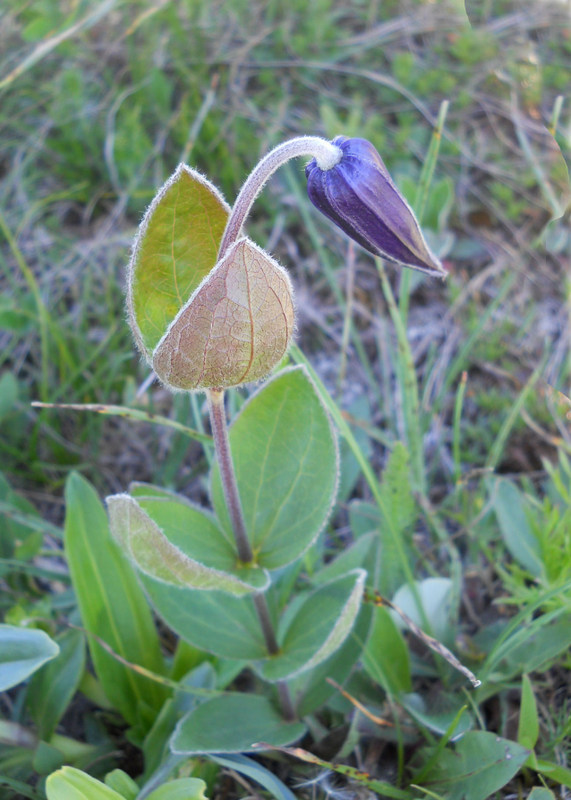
218 136 341 258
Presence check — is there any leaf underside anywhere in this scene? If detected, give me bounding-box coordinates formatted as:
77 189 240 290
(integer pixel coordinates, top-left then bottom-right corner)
107 492 269 595
152 238 294 391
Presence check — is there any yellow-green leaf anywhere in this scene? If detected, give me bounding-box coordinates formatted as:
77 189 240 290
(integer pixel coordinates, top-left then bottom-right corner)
46 766 124 800
128 164 230 355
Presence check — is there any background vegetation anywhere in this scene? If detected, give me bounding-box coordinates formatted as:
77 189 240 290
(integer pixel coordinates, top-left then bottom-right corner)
1 0 570 798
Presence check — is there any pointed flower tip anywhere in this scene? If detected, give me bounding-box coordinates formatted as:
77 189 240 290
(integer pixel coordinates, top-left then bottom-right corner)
306 136 448 279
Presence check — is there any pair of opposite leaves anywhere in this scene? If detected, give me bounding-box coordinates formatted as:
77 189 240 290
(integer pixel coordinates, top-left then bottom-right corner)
127 165 294 392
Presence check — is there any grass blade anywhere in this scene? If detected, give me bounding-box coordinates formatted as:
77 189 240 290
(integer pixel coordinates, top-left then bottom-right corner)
0 0 118 91
32 402 212 444
64 472 168 729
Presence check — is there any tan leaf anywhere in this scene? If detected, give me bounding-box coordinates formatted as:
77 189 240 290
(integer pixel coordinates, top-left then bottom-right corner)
152 238 294 391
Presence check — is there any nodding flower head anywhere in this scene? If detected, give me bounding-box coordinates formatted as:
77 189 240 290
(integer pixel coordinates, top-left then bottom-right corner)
305 136 447 278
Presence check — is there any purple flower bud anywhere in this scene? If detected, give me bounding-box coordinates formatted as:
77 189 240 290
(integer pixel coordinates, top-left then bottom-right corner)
306 136 447 278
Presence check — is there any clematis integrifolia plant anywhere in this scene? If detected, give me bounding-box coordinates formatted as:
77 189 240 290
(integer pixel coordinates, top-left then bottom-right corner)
108 135 446 744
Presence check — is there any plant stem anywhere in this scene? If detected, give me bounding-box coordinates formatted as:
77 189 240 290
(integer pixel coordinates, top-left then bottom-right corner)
205 141 340 720
277 682 296 722
208 388 252 563
207 387 295 719
218 135 342 258
252 594 279 655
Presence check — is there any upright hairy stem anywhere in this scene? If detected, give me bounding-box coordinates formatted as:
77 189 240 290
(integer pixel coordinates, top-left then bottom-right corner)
208 389 252 564
208 389 295 719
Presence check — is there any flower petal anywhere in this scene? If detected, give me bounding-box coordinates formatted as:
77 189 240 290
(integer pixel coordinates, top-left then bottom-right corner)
306 136 447 278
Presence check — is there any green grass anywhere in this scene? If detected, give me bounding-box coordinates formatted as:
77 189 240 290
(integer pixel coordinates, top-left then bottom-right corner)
0 0 570 798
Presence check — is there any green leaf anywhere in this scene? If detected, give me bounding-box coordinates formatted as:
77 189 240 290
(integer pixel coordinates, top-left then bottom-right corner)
130 482 179 500
27 629 85 739
378 442 416 534
527 789 556 800
107 493 269 595
354 444 416 596
0 777 43 800
145 569 365 679
0 625 59 690
64 473 167 728
337 394 372 503
128 164 229 354
403 695 472 738
534 759 571 790
142 663 217 781
410 703 471 787
517 674 539 750
171 693 306 754
146 778 208 800
32 741 65 775
211 366 339 570
490 478 542 577
210 754 297 800
392 577 453 641
363 605 411 695
141 574 267 660
0 371 18 422
0 472 43 559
14 529 43 560
313 532 377 586
289 539 375 713
294 603 372 716
421 731 529 800
349 500 380 538
258 570 366 682
485 611 571 681
0 295 35 333
46 767 125 800
104 770 139 800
